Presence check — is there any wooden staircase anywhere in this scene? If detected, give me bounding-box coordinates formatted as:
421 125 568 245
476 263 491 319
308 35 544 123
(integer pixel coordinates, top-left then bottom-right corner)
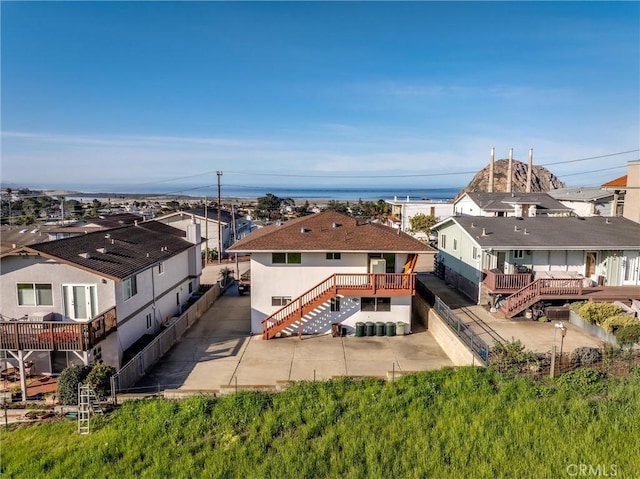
500 278 584 318
262 273 416 339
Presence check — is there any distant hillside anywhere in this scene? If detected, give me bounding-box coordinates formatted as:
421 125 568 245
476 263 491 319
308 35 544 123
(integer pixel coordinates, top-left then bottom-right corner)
457 159 565 198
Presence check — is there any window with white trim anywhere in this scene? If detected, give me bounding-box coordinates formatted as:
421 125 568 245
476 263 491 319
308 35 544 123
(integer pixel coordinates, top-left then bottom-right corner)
17 283 53 306
271 296 292 307
360 297 391 312
158 262 165 274
514 250 524 259
453 238 458 251
326 253 342 260
146 312 153 329
472 247 478 260
441 234 447 249
123 276 138 301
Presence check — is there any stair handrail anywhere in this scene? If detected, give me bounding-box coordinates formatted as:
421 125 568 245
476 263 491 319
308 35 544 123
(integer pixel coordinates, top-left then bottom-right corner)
503 277 584 317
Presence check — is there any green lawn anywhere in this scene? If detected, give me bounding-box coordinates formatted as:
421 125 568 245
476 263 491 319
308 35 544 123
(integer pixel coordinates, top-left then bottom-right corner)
2 367 638 478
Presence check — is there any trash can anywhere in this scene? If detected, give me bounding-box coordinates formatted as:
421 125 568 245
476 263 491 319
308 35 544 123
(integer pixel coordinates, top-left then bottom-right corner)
331 323 341 337
355 322 365 337
376 321 385 336
396 321 405 336
385 322 396 337
365 322 375 337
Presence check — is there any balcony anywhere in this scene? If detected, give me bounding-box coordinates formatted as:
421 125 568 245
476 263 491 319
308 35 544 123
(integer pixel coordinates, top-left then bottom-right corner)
0 307 117 352
482 268 533 293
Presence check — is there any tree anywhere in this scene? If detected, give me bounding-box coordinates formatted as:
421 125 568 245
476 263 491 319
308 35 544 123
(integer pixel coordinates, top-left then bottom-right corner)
57 364 92 405
86 363 117 400
255 193 289 220
409 213 437 236
326 200 349 214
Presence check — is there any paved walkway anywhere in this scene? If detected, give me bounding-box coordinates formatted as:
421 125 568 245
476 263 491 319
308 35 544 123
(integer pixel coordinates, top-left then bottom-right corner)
136 281 453 394
418 274 603 353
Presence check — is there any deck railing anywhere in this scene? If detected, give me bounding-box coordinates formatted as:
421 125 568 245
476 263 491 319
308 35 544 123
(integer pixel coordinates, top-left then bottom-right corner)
483 269 533 291
0 307 117 351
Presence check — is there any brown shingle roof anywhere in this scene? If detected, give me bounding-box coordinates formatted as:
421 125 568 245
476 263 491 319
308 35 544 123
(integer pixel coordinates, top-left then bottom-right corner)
19 221 193 280
227 211 433 253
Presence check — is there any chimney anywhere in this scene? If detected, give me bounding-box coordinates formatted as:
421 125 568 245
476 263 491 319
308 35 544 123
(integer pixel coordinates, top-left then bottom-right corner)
526 148 533 193
507 148 513 193
186 221 201 245
488 147 495 193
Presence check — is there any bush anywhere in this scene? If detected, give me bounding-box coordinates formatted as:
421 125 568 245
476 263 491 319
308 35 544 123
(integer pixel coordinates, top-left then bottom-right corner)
86 363 117 400
56 364 92 405
569 301 586 314
600 313 640 334
577 301 623 325
557 368 605 395
489 339 539 375
570 347 602 366
614 324 640 347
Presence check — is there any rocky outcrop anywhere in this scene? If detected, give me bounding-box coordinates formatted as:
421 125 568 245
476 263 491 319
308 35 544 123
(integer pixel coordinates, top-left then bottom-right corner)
458 159 565 198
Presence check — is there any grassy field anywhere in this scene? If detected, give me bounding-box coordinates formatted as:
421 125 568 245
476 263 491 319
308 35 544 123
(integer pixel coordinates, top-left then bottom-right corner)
1 366 639 478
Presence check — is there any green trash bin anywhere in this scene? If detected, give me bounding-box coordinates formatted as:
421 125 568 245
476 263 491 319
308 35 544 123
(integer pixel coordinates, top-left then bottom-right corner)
396 321 405 336
355 322 365 337
365 322 375 337
376 321 385 336
385 322 396 337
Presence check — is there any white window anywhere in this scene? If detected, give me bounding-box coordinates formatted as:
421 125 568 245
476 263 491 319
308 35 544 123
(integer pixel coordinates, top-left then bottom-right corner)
441 235 447 249
17 283 53 306
158 262 165 274
453 238 458 251
472 247 478 260
271 296 292 307
123 276 138 301
361 297 391 312
514 250 524 259
146 313 153 329
326 253 342 260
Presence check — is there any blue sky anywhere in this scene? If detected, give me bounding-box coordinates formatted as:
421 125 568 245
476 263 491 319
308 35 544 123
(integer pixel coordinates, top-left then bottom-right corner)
1 1 638 195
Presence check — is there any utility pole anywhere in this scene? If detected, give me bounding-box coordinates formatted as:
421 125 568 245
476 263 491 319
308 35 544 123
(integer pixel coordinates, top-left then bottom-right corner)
217 171 222 264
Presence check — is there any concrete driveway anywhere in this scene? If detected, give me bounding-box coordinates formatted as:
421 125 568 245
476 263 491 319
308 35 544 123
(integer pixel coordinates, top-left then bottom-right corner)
136 280 453 394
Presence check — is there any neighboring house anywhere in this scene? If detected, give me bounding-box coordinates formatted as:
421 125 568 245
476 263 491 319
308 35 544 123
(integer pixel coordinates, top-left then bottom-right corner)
602 160 640 224
154 208 252 257
0 221 202 384
454 192 573 217
385 196 454 237
0 225 59 253
432 215 640 317
547 187 616 217
227 210 433 339
45 213 143 241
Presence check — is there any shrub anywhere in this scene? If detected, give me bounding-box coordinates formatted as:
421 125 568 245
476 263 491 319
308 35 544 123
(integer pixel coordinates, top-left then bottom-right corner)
577 301 623 325
489 339 539 375
86 363 117 400
570 346 602 366
569 301 586 314
537 316 549 323
557 368 605 395
614 324 640 347
56 364 92 405
600 314 640 334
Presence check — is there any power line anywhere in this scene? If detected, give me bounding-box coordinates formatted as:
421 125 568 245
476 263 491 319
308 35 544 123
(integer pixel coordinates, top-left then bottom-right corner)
539 149 639 167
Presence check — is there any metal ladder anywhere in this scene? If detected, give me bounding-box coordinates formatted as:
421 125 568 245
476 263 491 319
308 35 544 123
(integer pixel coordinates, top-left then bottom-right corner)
78 383 103 435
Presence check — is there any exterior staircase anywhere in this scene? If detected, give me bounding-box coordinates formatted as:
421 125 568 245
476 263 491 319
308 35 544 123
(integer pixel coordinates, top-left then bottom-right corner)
500 278 584 318
261 273 416 339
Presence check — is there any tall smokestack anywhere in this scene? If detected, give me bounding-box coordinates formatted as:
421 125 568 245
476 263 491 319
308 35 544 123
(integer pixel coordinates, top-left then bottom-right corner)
526 147 533 193
507 148 513 193
488 147 495 192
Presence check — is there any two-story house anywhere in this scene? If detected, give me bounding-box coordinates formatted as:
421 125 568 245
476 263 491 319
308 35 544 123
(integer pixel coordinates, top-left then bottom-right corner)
385 196 454 237
547 187 617 217
432 215 640 318
454 192 573 218
227 210 433 339
0 220 202 394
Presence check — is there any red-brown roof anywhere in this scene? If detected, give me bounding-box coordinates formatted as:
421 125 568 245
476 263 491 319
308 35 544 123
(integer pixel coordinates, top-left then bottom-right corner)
228 211 433 253
602 175 627 188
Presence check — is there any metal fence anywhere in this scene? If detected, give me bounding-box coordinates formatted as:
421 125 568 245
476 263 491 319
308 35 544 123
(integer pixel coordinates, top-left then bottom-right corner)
110 283 221 399
434 297 491 365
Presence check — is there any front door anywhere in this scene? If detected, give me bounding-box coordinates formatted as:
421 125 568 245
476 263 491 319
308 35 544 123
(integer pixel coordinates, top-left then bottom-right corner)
622 251 640 285
585 251 597 278
496 252 506 273
62 285 97 320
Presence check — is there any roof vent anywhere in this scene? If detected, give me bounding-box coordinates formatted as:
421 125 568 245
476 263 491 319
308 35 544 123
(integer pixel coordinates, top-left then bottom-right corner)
301 227 310 234
111 239 115 244
471 222 475 228
605 218 611 224
19 229 28 234
482 228 488 236
514 225 519 232
332 222 342 228
79 252 91 259
146 253 150 258
523 228 529 235
96 247 107 254
276 220 283 226
105 233 111 239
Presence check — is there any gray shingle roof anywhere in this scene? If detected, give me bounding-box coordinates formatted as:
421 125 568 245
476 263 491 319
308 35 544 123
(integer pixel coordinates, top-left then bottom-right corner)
547 187 614 202
463 192 572 213
228 210 433 253
23 221 193 280
446 216 640 250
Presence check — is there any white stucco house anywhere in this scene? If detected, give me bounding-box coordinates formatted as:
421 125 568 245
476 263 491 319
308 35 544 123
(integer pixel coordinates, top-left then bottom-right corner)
385 196 454 237
227 210 434 339
154 207 252 258
453 192 573 218
0 221 202 393
432 215 640 318
547 187 617 217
